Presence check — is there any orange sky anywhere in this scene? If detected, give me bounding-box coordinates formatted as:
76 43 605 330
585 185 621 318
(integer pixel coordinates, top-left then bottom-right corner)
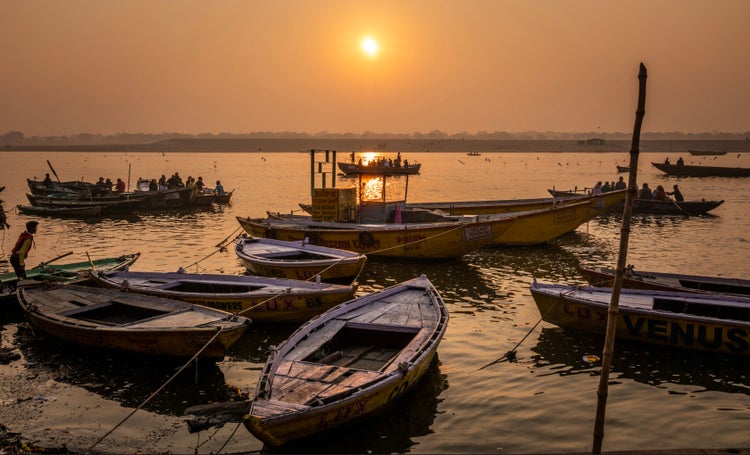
2 0 748 136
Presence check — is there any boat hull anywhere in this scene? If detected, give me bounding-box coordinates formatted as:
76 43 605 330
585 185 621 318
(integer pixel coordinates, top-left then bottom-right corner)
18 284 248 360
578 266 750 297
236 216 511 259
337 162 420 175
530 282 750 356
652 162 750 177
235 237 367 284
91 271 357 323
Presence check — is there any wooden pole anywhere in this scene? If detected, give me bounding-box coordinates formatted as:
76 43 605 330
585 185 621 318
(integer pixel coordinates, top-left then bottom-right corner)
592 62 647 454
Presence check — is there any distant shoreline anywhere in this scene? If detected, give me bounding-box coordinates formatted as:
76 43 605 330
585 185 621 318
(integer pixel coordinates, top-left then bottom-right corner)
4 138 750 153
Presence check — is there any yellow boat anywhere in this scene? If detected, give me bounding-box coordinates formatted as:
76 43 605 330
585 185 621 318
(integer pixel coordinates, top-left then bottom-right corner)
236 213 513 259
406 189 626 215
478 198 607 246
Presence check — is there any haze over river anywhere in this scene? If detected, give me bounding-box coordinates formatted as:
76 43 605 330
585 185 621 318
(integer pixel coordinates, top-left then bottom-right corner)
1 149 749 453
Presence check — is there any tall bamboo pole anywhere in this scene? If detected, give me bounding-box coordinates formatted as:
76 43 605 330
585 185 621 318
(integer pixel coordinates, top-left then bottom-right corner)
592 62 647 454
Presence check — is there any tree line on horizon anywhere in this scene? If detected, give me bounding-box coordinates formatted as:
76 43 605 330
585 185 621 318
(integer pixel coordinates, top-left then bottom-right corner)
2 129 748 146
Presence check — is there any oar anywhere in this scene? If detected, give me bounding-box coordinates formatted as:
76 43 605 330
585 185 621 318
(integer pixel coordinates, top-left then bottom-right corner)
85 251 96 270
47 160 62 182
668 197 690 216
36 251 74 268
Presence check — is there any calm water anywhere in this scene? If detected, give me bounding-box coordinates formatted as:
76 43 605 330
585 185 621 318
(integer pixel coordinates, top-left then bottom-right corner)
1 150 749 453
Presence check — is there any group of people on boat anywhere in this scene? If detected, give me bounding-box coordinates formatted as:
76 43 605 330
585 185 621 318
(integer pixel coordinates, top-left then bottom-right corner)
638 183 684 201
351 151 410 168
142 173 224 195
590 176 627 195
664 157 685 166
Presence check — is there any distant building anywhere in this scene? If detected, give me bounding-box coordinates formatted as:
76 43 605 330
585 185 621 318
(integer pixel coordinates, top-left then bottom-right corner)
577 138 606 145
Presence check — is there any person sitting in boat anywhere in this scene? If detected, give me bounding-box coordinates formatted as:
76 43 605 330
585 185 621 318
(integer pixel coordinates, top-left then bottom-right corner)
601 181 611 193
638 183 653 199
215 180 225 196
195 176 205 191
653 185 668 201
115 178 126 193
667 184 684 202
42 173 54 188
614 176 626 190
97 177 105 184
590 181 602 195
148 179 158 191
664 157 670 165
676 156 684 166
158 174 167 190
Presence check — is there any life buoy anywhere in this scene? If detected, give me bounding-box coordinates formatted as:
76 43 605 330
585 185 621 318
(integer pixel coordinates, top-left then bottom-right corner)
358 230 375 247
304 231 319 244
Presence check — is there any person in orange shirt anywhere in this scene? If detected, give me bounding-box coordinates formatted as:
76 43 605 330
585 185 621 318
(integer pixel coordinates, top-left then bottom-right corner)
115 178 126 193
11 221 38 279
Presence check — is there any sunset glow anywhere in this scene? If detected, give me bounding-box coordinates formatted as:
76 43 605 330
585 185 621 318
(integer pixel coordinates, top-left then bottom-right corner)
361 37 379 57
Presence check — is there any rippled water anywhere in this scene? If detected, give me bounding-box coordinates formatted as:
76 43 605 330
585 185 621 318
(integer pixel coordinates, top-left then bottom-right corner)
1 150 749 453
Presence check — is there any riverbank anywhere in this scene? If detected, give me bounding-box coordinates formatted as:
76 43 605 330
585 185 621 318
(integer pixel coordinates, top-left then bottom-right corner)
4 138 750 153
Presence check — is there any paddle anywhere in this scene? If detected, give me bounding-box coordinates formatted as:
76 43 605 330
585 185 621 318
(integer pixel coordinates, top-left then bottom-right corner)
85 251 96 270
47 160 62 182
36 251 74 269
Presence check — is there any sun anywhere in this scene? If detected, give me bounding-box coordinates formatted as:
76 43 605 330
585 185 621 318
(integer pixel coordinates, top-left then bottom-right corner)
361 37 379 57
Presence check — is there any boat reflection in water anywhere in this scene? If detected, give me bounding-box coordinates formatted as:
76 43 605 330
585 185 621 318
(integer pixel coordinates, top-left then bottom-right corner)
531 327 750 396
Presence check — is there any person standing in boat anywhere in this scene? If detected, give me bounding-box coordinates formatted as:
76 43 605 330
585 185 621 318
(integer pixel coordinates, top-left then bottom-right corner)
214 180 224 196
667 184 684 202
10 221 37 279
215 180 225 196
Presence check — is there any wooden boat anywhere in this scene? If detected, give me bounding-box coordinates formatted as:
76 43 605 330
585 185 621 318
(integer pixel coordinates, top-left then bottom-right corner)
577 265 750 297
614 198 724 215
243 275 448 447
337 161 421 175
530 281 750 357
652 162 750 177
28 196 146 214
406 189 626 216
215 190 234 204
89 270 356 323
27 178 112 196
616 165 630 172
1 252 141 300
235 236 367 284
467 151 481 156
689 150 727 156
17 284 249 360
237 214 514 259
17 204 103 218
547 188 722 215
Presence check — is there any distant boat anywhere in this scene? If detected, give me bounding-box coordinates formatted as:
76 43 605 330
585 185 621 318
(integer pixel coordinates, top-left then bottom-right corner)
616 165 630 173
17 204 103 218
652 162 750 177
688 150 727 156
337 161 421 175
467 151 481 156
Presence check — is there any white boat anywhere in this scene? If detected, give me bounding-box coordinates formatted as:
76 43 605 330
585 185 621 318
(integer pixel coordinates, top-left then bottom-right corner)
235 236 367 284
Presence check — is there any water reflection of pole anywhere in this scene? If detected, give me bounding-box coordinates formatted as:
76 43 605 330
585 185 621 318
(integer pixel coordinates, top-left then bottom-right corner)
592 62 647 454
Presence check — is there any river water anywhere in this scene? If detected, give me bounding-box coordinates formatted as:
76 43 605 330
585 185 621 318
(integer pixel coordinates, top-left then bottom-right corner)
0 150 749 454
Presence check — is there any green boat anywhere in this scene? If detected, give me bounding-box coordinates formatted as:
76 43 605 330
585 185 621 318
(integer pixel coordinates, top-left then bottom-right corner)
1 252 140 301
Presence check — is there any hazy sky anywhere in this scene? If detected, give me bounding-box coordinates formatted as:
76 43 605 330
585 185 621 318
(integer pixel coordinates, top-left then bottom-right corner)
2 0 748 136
